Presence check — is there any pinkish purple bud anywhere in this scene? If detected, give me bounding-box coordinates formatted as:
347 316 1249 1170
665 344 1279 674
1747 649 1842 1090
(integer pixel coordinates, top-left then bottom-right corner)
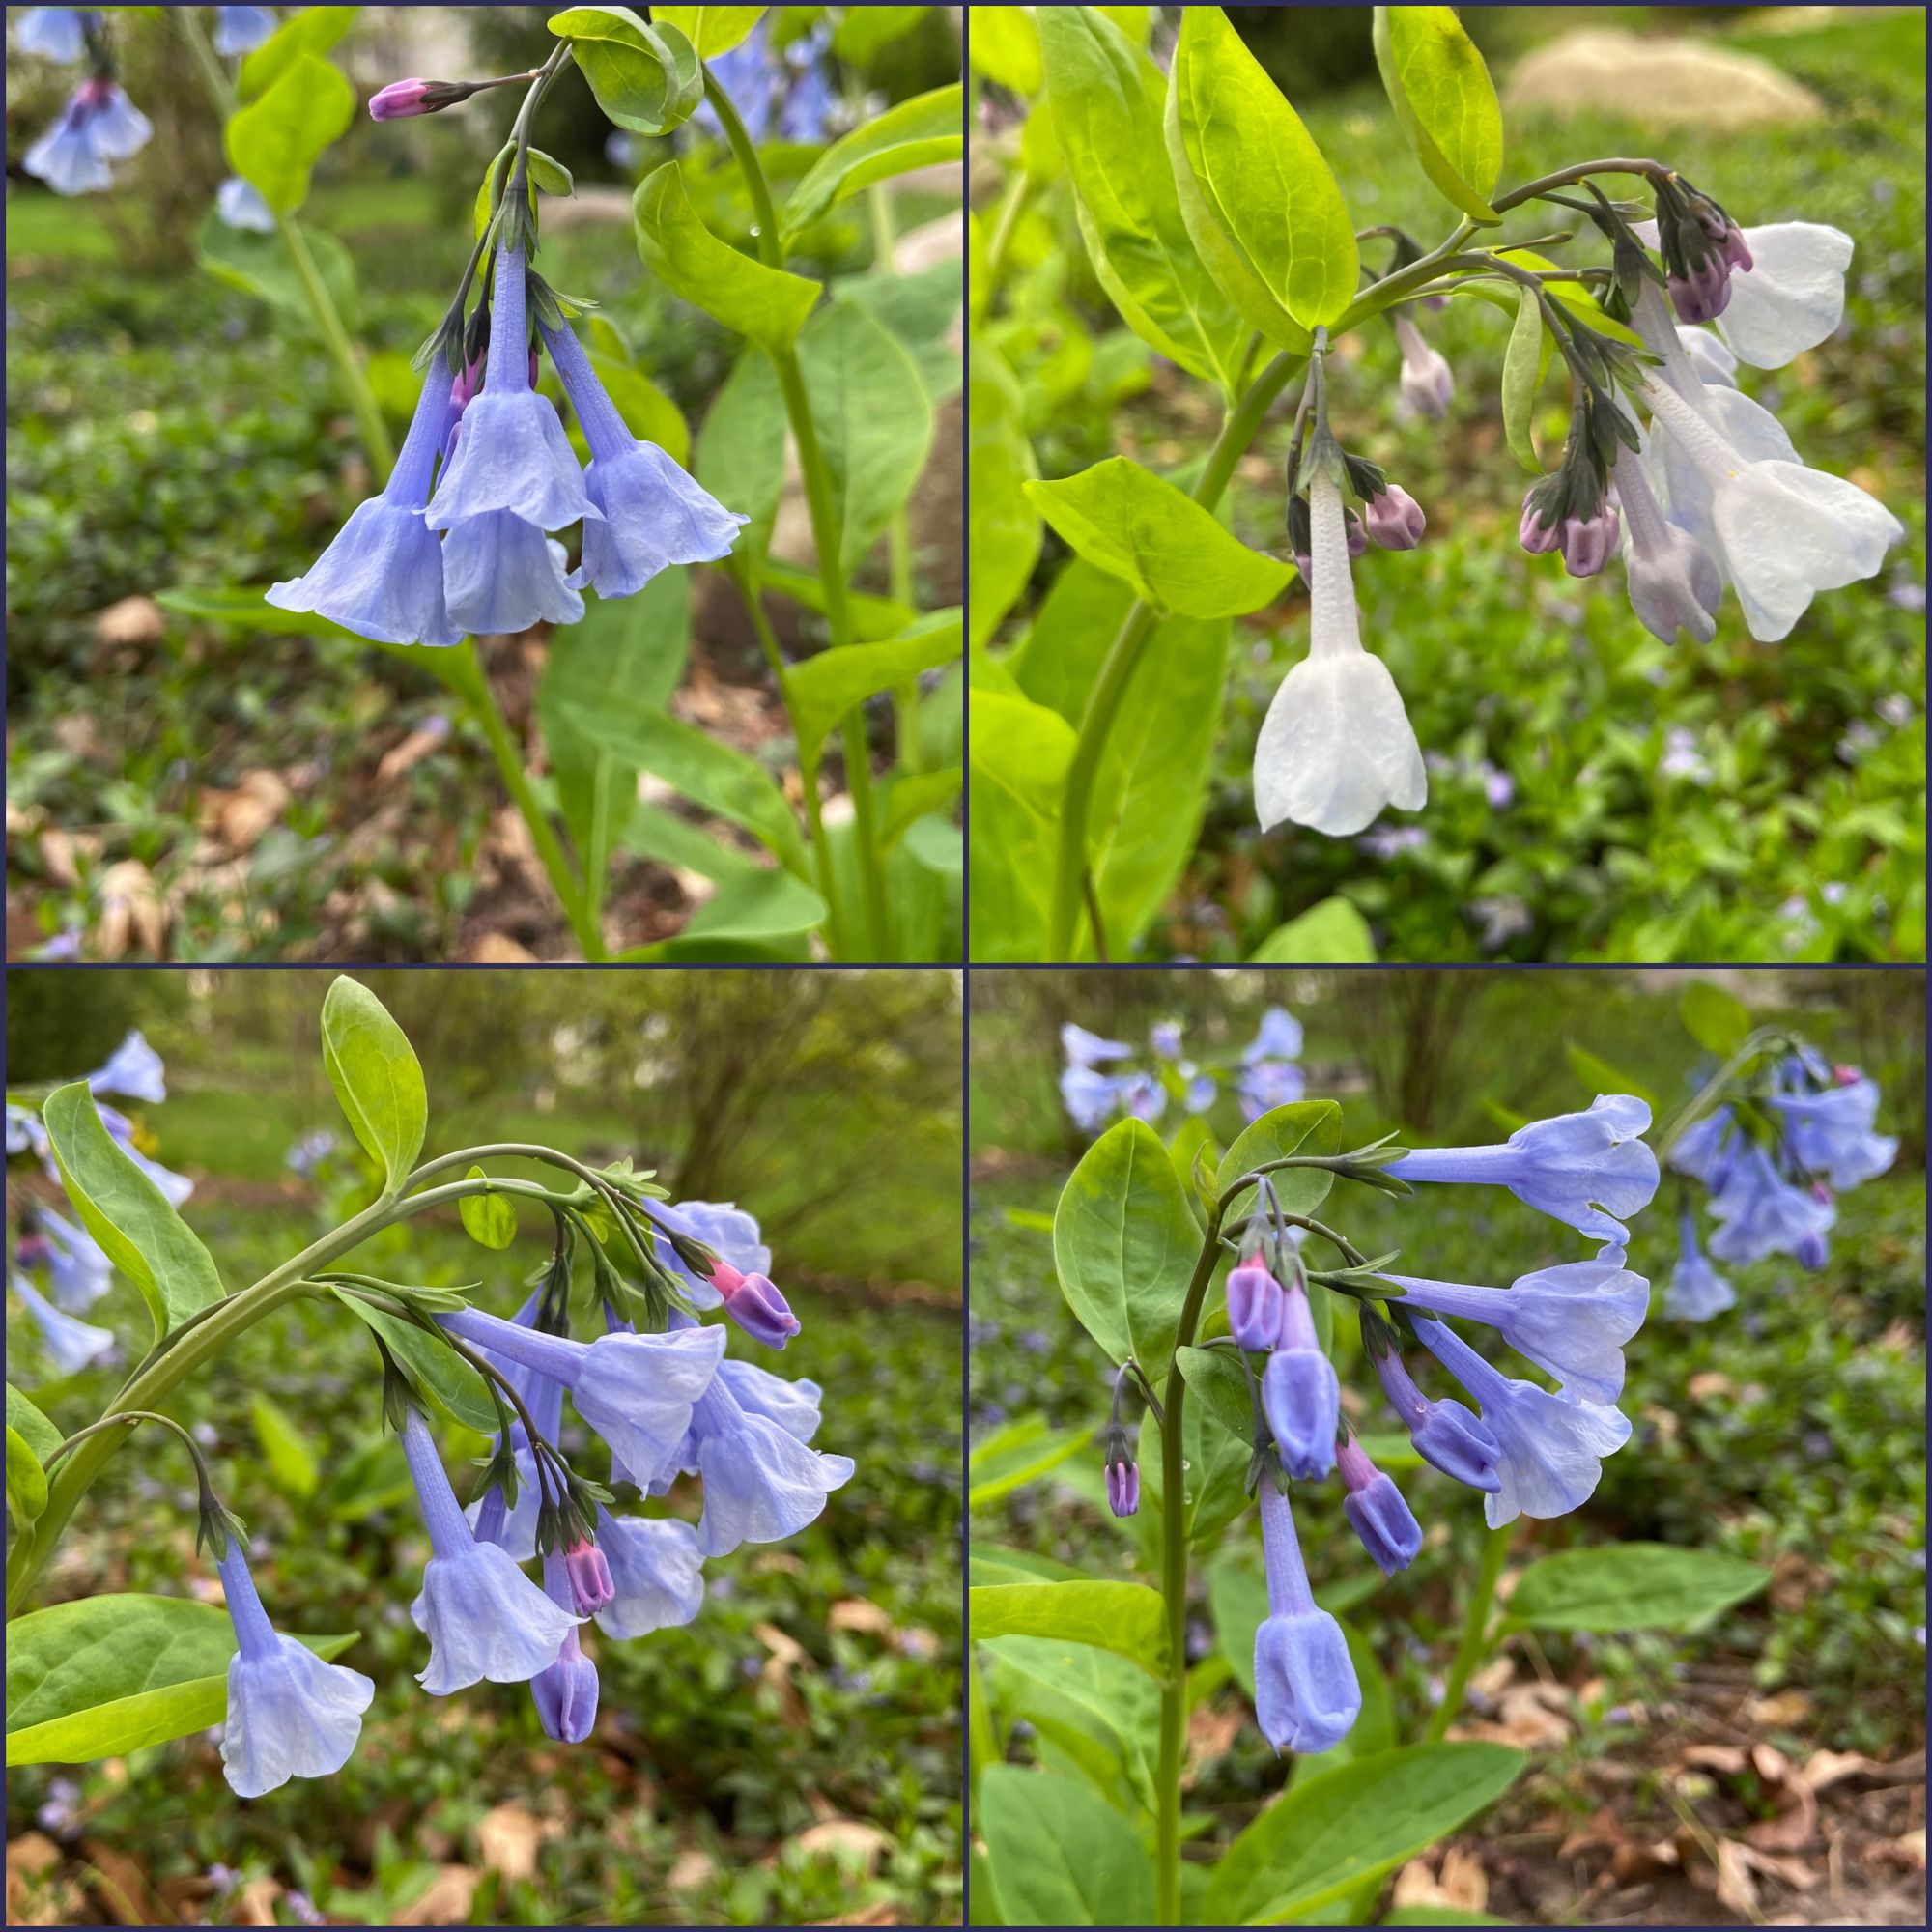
1833 1064 1861 1088
1519 494 1562 555
1106 1457 1139 1517
1227 1264 1285 1351
1668 256 1733 325
1344 510 1367 559
1363 485 1426 551
1561 504 1621 579
369 78 434 122
563 1539 614 1616
1720 225 1753 274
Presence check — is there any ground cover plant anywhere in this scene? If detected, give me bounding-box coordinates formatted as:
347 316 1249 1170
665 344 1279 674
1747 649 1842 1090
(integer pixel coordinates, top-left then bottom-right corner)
6 5 964 963
967 966 1925 1927
967 5 1925 965
6 967 963 1926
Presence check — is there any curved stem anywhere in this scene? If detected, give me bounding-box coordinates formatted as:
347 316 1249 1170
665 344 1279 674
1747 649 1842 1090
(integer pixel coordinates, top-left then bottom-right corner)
1655 1029 1795 1166
1426 1518 1518 1742
1492 157 1671 215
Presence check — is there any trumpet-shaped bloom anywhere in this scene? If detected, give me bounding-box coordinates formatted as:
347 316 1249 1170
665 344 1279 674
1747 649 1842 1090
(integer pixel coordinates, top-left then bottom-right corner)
1613 448 1721 645
9 1269 114 1373
716 1356 823 1442
213 6 277 55
16 10 93 62
1227 1264 1285 1352
1256 470 1426 838
1363 484 1426 551
427 245 596 535
530 1551 600 1743
685 1374 853 1558
86 1029 166 1103
1382 1254 1649 1407
1773 1077 1897 1188
1387 1094 1660 1245
439 1308 724 1489
215 175 275 233
1676 327 1739 387
1393 315 1454 418
1062 1024 1133 1068
1261 1277 1339 1479
1705 1141 1835 1264
1369 1344 1500 1492
644 1199 773 1312
1667 1106 1737 1185
592 1507 705 1637
1253 1480 1359 1753
401 1409 579 1692
216 1543 375 1798
1644 218 1854 370
1664 1210 1735 1321
25 78 150 194
440 510 583 636
541 320 745 596
1414 1316 1632 1528
1150 1022 1183 1062
38 1207 113 1312
268 371 464 647
1337 1435 1422 1576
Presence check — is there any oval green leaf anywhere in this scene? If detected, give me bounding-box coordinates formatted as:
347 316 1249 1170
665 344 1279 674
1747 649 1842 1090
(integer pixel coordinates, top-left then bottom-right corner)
969 1580 1169 1677
458 1168 520 1252
225 51 355 216
321 976 427 1199
1506 1544 1770 1634
1250 897 1377 963
785 84 964 239
7 1384 62 1465
787 613 962 770
654 6 766 56
237 5 358 102
1501 284 1545 473
249 1391 320 1501
6 1426 48 1530
978 1765 1157 1927
1215 1096 1343 1215
1372 6 1504 223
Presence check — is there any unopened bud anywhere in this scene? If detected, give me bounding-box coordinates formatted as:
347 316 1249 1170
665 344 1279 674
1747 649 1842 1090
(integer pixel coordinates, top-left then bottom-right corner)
1363 484 1426 551
1561 503 1621 579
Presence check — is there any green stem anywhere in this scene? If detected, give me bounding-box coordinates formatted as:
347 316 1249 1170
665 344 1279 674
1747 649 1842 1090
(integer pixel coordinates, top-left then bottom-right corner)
1047 353 1299 957
1155 1208 1231 1923
1426 1518 1519 1742
1655 1029 1795 1167
704 67 891 957
870 179 923 773
982 172 1032 298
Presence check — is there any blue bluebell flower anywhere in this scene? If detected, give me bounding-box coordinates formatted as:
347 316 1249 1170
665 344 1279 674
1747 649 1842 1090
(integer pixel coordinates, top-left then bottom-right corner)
213 6 277 56
681 1372 854 1558
1664 1209 1734 1321
697 16 837 146
285 1129 336 1179
7 1105 39 1156
1772 1073 1897 1188
645 1199 771 1312
440 510 582 636
1261 1275 1339 1479
1059 1065 1126 1131
1387 1094 1660 1244
1704 1141 1834 1264
1151 1022 1182 1061
1667 1106 1737 1185
592 1506 704 1637
1183 1068 1218 1114
541 320 745 597
1412 1316 1632 1528
468 1303 561 1564
215 175 276 233
427 243 596 537
216 1542 374 1797
1380 1253 1648 1406
85 1029 165 1104
1117 1071 1166 1124
529 1550 600 1743
38 1206 113 1312
24 78 151 195
1337 1435 1422 1577
1253 1478 1359 1753
1367 1342 1500 1492
400 1408 579 1692
9 1268 114 1374
15 10 96 63
1062 1024 1132 1068
268 370 464 647
1238 1006 1306 1121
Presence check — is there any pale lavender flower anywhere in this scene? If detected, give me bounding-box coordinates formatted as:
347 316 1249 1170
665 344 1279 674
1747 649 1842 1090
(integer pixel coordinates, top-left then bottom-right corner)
592 1507 704 1637
1253 1480 1358 1752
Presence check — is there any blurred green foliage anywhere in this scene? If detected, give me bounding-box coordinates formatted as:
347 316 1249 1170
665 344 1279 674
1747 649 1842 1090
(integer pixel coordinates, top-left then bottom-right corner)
6 968 962 1926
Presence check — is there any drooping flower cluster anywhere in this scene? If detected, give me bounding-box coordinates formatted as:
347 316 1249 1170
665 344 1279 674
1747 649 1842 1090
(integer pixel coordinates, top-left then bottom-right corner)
1058 1007 1304 1135
14 9 156 198
7 1030 186 1377
1662 1042 1896 1321
208 1194 847 1793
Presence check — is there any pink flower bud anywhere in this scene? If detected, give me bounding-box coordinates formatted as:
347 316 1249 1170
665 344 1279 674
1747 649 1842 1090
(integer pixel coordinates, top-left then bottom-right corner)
1345 510 1368 558
1106 1458 1139 1517
369 78 434 122
1561 504 1621 579
563 1539 614 1616
1519 494 1562 555
1363 485 1426 551
710 1259 800 1349
1668 256 1733 325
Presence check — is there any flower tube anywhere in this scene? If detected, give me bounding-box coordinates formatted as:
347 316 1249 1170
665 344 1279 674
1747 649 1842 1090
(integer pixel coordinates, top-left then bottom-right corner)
1252 1480 1359 1753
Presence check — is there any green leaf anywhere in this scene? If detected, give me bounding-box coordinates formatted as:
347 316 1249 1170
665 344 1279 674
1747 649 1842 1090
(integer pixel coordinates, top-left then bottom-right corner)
621 868 827 961
1137 1391 1252 1547
798 299 933 572
470 142 575 241
1680 980 1753 1057
1037 4 1246 391
635 161 822 354
6 1595 357 1767
225 52 356 217
696 347 786 562
320 976 427 1200
551 9 701 134
787 613 962 770
1566 1045 1657 1114
237 5 358 101
457 1168 520 1252
1210 1557 1385 1700
1498 246 1643 349
1025 458 1292 618
1207 1742 1526 1923
7 1427 48 1531
249 1391 320 1501
968 1545 1087 1589
1506 1545 1770 1634
970 6 1041 93
759 561 916 641
979 1634 1159 1811
834 260 964 405
969 1581 1169 1677
195 208 358 334
785 85 964 238
1053 1118 1201 1386
966 688 1073 961
156 583 358 641
331 1291 498 1435
1373 6 1504 222
969 1415 1089 1508
1251 897 1377 963
621 805 760 882
1500 285 1545 473
654 4 765 56
830 4 929 64
882 767 964 849
978 1766 1157 1927
1165 7 1354 345
1177 1343 1257 1443
1215 1097 1343 1216
7 1384 63 1464
967 341 1041 649
42 1084 221 1335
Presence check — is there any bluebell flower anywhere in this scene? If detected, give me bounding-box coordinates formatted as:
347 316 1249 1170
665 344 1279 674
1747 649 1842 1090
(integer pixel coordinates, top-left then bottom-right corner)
1183 1068 1217 1114
1059 1065 1126 1131
269 369 464 647
1793 1228 1828 1270
529 1550 600 1743
85 1029 165 1104
697 16 837 146
216 1542 374 1796
1667 1106 1737 1185
1705 1141 1834 1264
1237 1006 1306 1122
1226 1263 1284 1352
777 38 837 142
16 10 96 63
1151 1022 1182 1061
541 320 745 597
440 1308 724 1489
1413 1316 1632 1528
9 1268 113 1374
1664 1209 1734 1321
469 1315 560 1564
1772 1073 1897 1188
1387 1094 1660 1244
400 1408 579 1691
1117 1071 1166 1125
1381 1253 1649 1406
284 1129 336 1179
715 1356 824 1442
1105 1453 1139 1517
1253 1479 1359 1753
38 1206 113 1312
1245 1007 1304 1064
213 6 277 56
440 510 583 636
7 1104 39 1156
95 1104 193 1206
25 78 151 195
682 1372 854 1558
215 175 276 233
592 1506 704 1637
644 1199 772 1313
1261 1276 1338 1479
1062 1024 1132 1068
1368 1342 1501 1491
427 243 596 537
1337 1435 1422 1577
